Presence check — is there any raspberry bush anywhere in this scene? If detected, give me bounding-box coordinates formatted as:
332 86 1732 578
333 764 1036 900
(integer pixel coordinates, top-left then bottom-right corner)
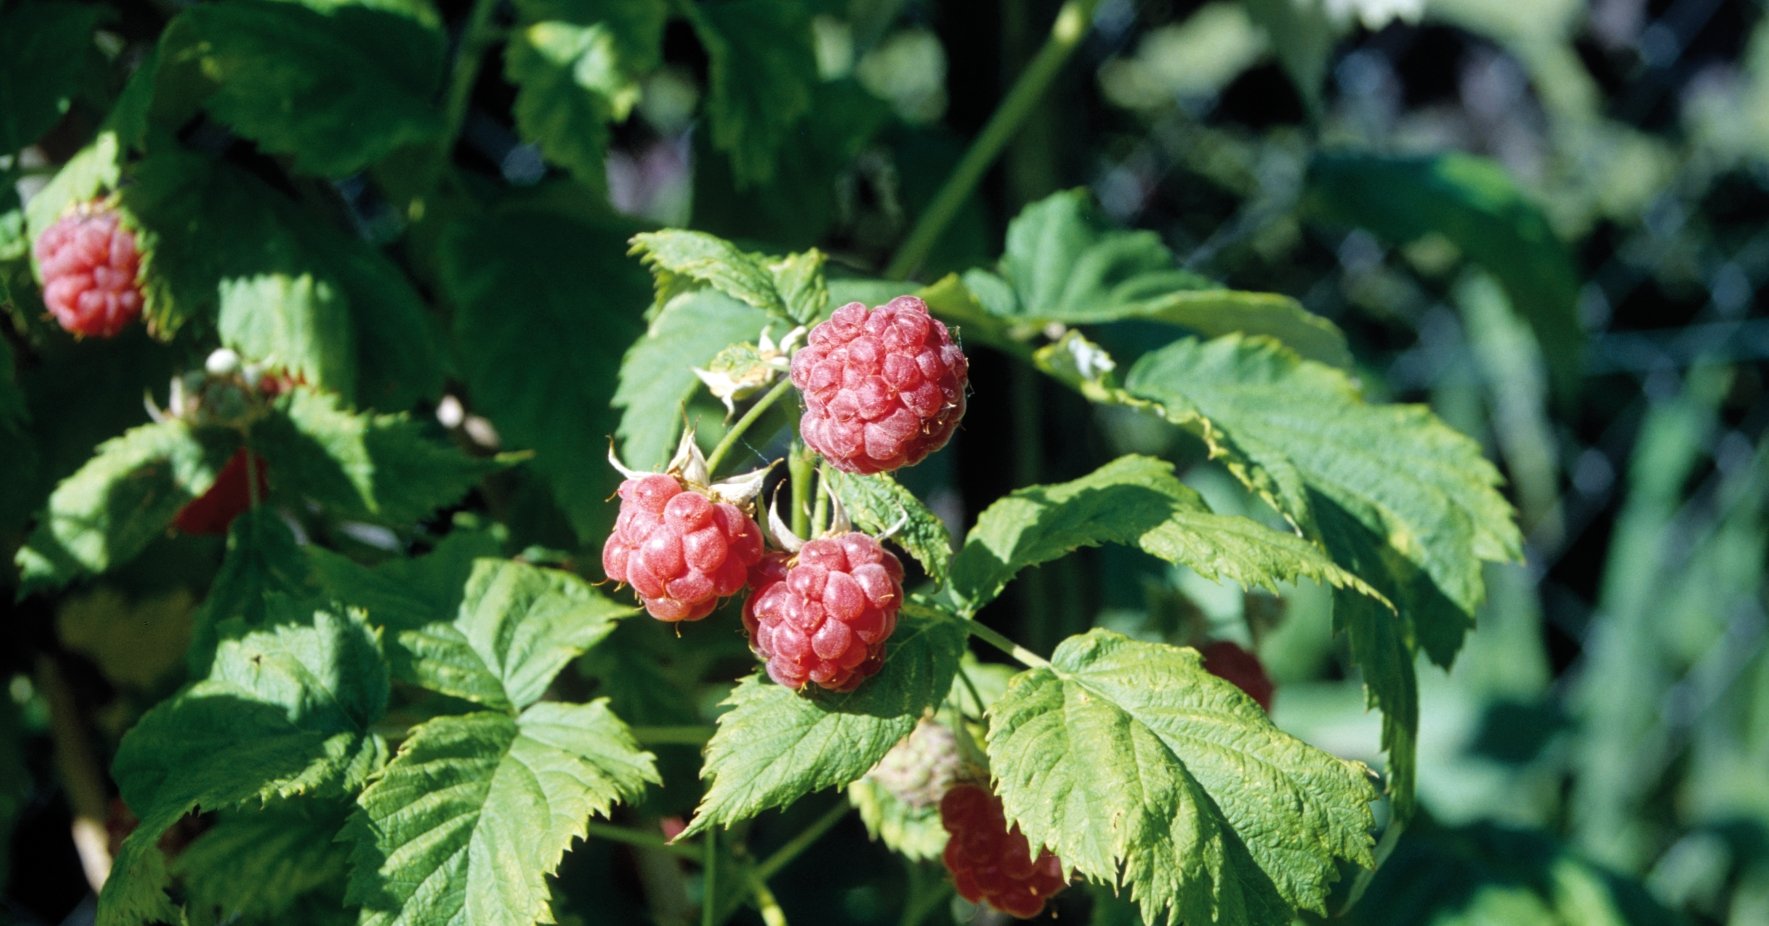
0 3 1543 926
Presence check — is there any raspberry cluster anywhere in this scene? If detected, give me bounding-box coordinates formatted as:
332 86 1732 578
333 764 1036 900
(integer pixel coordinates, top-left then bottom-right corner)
742 533 903 692
602 473 765 622
172 449 268 536
940 783 1068 918
1200 640 1275 713
789 295 967 475
867 719 964 809
33 203 145 338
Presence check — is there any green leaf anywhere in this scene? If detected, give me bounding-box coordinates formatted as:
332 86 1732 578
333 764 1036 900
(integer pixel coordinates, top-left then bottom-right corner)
23 131 122 241
188 510 322 673
347 702 658 926
157 1 444 176
682 611 967 835
986 629 1377 926
975 190 1353 368
506 0 668 191
251 388 500 525
848 777 947 862
174 805 351 920
769 247 830 324
441 206 649 540
1307 151 1583 397
613 290 771 469
825 470 952 585
15 420 238 592
100 605 388 926
1241 0 1339 113
629 229 790 320
312 551 632 709
680 0 817 186
219 273 357 400
0 2 107 155
949 454 1383 613
1124 335 1521 813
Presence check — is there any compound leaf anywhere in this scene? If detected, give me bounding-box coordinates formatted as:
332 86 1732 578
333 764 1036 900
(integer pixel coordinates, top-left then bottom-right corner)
680 0 817 187
682 611 966 835
613 290 771 470
252 388 501 525
987 630 1377 926
346 702 658 926
948 455 1383 613
825 470 952 585
15 419 238 592
174 805 352 920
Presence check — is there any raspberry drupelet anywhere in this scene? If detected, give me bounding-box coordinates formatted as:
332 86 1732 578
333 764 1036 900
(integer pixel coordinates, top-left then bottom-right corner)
603 473 764 622
790 295 967 475
742 532 904 692
940 783 1068 918
33 203 145 338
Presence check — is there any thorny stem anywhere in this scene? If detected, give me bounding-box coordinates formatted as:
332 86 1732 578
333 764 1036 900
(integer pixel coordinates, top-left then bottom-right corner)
705 377 794 475
883 0 1102 279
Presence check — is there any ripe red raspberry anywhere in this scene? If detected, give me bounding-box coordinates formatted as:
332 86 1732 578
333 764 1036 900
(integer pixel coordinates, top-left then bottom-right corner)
32 203 145 338
741 533 903 691
1200 640 1275 713
602 473 764 622
172 449 267 536
789 295 967 475
867 719 965 809
940 783 1067 918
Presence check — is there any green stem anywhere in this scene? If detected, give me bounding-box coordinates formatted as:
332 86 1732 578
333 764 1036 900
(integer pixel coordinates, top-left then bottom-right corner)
965 621 1051 669
433 0 501 185
631 725 716 746
586 823 700 861
883 0 1101 279
789 442 814 539
748 875 789 926
811 462 832 535
756 802 849 883
955 666 987 721
702 829 717 926
706 378 794 475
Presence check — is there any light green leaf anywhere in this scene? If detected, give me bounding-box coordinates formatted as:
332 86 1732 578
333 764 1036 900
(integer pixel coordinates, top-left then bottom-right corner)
100 605 389 926
219 273 357 400
769 247 829 324
23 131 122 241
441 206 649 540
629 229 789 320
975 190 1353 368
987 630 1377 926
825 470 952 585
507 0 668 191
682 611 966 835
0 2 107 155
613 290 771 469
1124 335 1521 813
1307 151 1583 397
949 455 1383 613
848 777 947 862
346 702 658 926
157 1 444 177
15 420 239 592
679 0 817 186
174 806 351 920
312 551 633 709
251 388 500 525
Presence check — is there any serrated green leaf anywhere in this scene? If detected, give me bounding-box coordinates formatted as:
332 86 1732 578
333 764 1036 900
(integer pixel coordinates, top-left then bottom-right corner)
987 629 1377 926
0 2 107 155
312 551 632 709
188 510 323 673
100 605 389 926
949 455 1384 613
219 273 357 399
629 229 789 320
174 805 351 920
613 290 771 469
825 470 952 585
848 777 947 862
975 190 1353 368
15 420 239 592
347 701 658 926
1307 151 1583 397
23 131 122 241
1124 335 1521 814
157 1 444 177
251 388 499 525
769 248 829 324
680 0 817 186
441 207 649 540
683 611 967 835
507 0 667 191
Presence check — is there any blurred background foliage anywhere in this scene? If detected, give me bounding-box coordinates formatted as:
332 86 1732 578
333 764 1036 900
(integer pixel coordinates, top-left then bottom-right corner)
3 0 1766 924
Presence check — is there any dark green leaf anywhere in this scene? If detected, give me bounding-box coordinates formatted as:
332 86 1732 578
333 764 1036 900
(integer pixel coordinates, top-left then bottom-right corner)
680 0 817 186
987 630 1377 926
174 805 352 920
613 290 771 469
187 510 322 673
346 702 658 926
682 611 967 835
0 2 106 155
